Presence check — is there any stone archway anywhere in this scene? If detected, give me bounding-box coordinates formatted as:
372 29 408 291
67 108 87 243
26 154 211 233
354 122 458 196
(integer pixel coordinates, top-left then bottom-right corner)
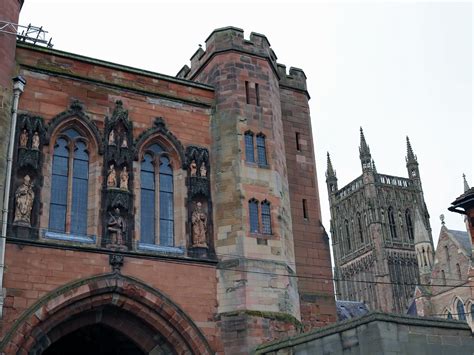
1 273 213 354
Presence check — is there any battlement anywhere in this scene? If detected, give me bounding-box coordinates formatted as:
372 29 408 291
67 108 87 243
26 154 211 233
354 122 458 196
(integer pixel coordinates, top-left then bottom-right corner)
177 26 308 93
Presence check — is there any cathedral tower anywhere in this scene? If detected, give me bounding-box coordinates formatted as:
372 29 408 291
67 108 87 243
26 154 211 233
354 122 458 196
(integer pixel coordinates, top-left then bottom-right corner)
328 129 433 313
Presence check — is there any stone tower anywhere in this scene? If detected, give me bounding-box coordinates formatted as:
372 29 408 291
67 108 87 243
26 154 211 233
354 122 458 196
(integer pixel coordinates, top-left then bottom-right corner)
179 27 336 351
328 128 434 314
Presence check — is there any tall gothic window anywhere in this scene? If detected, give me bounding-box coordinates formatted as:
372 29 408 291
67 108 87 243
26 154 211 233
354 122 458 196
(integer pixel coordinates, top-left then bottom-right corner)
471 304 474 322
49 128 89 236
457 300 466 321
261 200 272 234
140 144 174 246
245 132 255 163
345 219 351 251
256 134 267 166
357 213 364 243
249 199 259 233
405 209 414 240
388 207 397 239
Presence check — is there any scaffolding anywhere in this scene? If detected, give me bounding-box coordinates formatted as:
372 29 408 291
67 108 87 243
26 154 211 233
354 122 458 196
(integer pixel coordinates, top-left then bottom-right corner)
0 20 53 48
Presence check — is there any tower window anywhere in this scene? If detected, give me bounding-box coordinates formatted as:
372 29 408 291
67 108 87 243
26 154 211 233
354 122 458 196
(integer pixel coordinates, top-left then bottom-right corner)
388 207 397 239
256 134 267 166
49 128 89 236
302 199 308 219
255 83 260 106
244 132 255 163
357 213 364 243
296 132 301 151
405 209 414 240
345 219 351 251
245 81 250 104
261 200 272 234
249 199 259 233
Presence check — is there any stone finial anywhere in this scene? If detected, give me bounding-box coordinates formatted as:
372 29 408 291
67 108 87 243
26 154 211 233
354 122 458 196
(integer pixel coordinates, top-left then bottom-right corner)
440 214 445 225
463 173 470 192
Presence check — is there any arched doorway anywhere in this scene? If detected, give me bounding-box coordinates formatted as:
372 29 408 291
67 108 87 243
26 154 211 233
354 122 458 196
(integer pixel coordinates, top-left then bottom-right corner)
1 274 213 355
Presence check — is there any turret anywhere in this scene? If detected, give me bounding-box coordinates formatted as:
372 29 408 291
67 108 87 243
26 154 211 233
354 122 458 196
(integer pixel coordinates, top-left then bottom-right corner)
359 127 373 172
413 208 434 284
326 152 338 194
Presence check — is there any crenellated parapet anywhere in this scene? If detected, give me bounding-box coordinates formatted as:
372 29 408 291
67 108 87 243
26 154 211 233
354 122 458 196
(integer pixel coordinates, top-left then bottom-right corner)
177 26 308 95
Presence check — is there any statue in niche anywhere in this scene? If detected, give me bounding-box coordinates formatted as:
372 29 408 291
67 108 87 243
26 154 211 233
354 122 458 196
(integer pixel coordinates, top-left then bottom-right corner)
14 175 34 226
120 166 129 191
121 136 128 148
107 164 117 188
190 160 197 177
108 129 116 146
192 202 208 248
32 131 40 150
107 207 126 246
200 162 207 177
19 129 28 148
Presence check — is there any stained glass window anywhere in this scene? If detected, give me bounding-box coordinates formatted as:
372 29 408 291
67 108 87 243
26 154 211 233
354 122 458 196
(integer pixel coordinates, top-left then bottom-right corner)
140 153 155 244
159 156 173 246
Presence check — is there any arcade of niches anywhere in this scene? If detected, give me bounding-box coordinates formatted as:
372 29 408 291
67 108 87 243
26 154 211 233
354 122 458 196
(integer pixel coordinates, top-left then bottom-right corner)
0 5 337 351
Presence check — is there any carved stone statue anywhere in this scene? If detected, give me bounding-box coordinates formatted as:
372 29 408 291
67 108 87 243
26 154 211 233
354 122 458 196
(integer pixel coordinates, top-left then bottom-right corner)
107 164 117 188
108 129 116 146
107 208 126 246
200 162 207 177
190 160 197 177
121 136 128 148
32 131 40 150
191 202 208 248
14 175 34 226
19 129 28 148
120 166 129 191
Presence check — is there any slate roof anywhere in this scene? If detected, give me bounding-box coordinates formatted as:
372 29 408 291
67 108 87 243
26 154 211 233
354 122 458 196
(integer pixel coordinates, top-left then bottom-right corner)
448 229 471 257
336 300 370 321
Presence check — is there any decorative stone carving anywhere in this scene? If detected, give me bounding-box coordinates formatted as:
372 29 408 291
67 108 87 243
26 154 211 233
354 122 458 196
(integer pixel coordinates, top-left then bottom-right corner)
200 162 207 177
107 208 126 248
192 202 208 248
109 254 124 273
120 166 129 191
108 129 116 146
107 164 117 188
190 160 197 176
32 131 40 150
14 175 34 226
20 129 28 148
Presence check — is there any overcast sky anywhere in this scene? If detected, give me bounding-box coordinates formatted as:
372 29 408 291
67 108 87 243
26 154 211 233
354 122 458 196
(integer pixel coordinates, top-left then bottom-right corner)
18 1 472 248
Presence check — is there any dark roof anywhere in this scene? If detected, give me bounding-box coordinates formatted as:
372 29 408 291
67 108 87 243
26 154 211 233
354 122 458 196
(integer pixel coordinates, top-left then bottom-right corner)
336 300 370 321
448 229 472 257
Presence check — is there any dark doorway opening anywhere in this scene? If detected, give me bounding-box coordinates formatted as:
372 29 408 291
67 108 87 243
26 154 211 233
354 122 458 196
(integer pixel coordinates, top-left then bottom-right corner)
43 323 145 355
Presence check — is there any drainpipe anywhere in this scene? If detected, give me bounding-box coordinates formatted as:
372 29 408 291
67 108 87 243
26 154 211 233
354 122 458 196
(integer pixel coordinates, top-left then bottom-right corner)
0 76 26 318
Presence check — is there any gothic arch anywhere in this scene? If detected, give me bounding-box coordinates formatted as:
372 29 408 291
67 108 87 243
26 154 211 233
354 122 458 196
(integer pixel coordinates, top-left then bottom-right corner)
1 273 213 354
46 100 103 154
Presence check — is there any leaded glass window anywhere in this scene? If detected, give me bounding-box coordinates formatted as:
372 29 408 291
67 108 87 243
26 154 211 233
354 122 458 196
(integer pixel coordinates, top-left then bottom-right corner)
245 132 255 163
49 129 89 236
249 199 259 233
457 300 466 321
261 201 271 234
140 144 174 246
256 134 267 166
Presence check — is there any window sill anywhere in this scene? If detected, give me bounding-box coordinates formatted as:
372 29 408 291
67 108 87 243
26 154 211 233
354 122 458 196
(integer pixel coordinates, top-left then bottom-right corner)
250 232 273 239
244 162 270 169
44 231 96 244
137 242 184 255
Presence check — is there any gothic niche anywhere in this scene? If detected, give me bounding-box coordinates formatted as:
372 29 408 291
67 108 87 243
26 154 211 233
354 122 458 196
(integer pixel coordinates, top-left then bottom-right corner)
10 114 46 239
184 146 212 258
101 101 133 250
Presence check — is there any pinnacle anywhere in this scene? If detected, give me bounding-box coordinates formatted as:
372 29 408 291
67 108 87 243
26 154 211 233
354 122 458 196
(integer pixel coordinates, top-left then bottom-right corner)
463 173 470 192
326 152 336 177
406 136 417 162
359 127 370 157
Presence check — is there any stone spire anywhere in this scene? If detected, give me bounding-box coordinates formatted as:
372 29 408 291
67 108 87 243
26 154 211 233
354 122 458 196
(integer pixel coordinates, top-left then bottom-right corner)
463 173 470 192
405 136 420 180
359 127 372 171
413 208 434 283
326 152 338 193
406 136 417 164
414 208 432 245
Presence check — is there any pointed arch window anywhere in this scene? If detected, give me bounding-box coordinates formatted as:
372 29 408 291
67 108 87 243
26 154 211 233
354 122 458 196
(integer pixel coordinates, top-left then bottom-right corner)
345 219 351 251
457 300 466 321
256 134 267 166
261 200 272 234
249 199 272 235
245 132 255 163
447 311 453 319
388 207 397 239
49 128 89 236
140 144 174 246
249 199 259 233
357 212 364 243
405 209 414 240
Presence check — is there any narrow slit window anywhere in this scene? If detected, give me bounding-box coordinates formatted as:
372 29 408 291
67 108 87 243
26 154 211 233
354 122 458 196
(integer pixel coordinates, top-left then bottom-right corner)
302 199 308 219
296 132 301 151
245 81 250 104
245 132 255 163
255 83 260 106
249 199 259 233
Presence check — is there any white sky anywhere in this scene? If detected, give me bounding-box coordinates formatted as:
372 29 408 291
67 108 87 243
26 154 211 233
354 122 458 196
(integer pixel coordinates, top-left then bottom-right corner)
18 1 472 248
